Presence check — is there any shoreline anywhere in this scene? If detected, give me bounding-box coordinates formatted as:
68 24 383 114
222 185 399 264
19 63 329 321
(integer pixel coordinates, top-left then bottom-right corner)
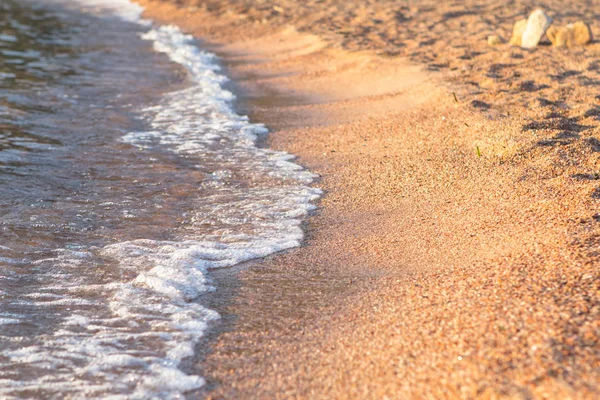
134 1 600 398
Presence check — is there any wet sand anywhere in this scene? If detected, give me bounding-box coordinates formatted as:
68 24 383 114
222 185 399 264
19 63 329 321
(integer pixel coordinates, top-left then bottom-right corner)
135 1 599 398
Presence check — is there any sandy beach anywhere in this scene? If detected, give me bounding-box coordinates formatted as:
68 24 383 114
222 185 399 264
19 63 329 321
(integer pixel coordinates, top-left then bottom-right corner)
134 1 600 398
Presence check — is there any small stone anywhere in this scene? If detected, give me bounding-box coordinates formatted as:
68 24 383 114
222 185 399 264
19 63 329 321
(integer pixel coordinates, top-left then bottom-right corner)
581 273 593 280
509 18 527 46
521 9 552 48
547 22 593 48
571 21 593 46
487 35 503 46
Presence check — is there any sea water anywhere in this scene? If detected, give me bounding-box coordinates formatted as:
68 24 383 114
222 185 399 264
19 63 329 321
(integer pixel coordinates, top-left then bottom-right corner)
0 0 320 398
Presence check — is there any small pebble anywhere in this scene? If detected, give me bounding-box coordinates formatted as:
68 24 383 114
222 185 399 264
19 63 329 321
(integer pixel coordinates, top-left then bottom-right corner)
547 21 593 48
487 35 503 46
521 9 552 49
509 18 527 46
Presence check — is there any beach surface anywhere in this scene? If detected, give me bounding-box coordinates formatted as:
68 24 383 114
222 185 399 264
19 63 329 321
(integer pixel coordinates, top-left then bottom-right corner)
135 1 600 398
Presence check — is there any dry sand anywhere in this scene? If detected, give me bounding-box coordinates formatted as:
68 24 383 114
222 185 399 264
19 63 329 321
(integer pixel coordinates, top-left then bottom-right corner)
135 1 599 398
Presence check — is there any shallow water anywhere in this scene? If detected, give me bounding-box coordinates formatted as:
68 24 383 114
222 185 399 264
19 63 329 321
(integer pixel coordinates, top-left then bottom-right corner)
0 0 319 398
